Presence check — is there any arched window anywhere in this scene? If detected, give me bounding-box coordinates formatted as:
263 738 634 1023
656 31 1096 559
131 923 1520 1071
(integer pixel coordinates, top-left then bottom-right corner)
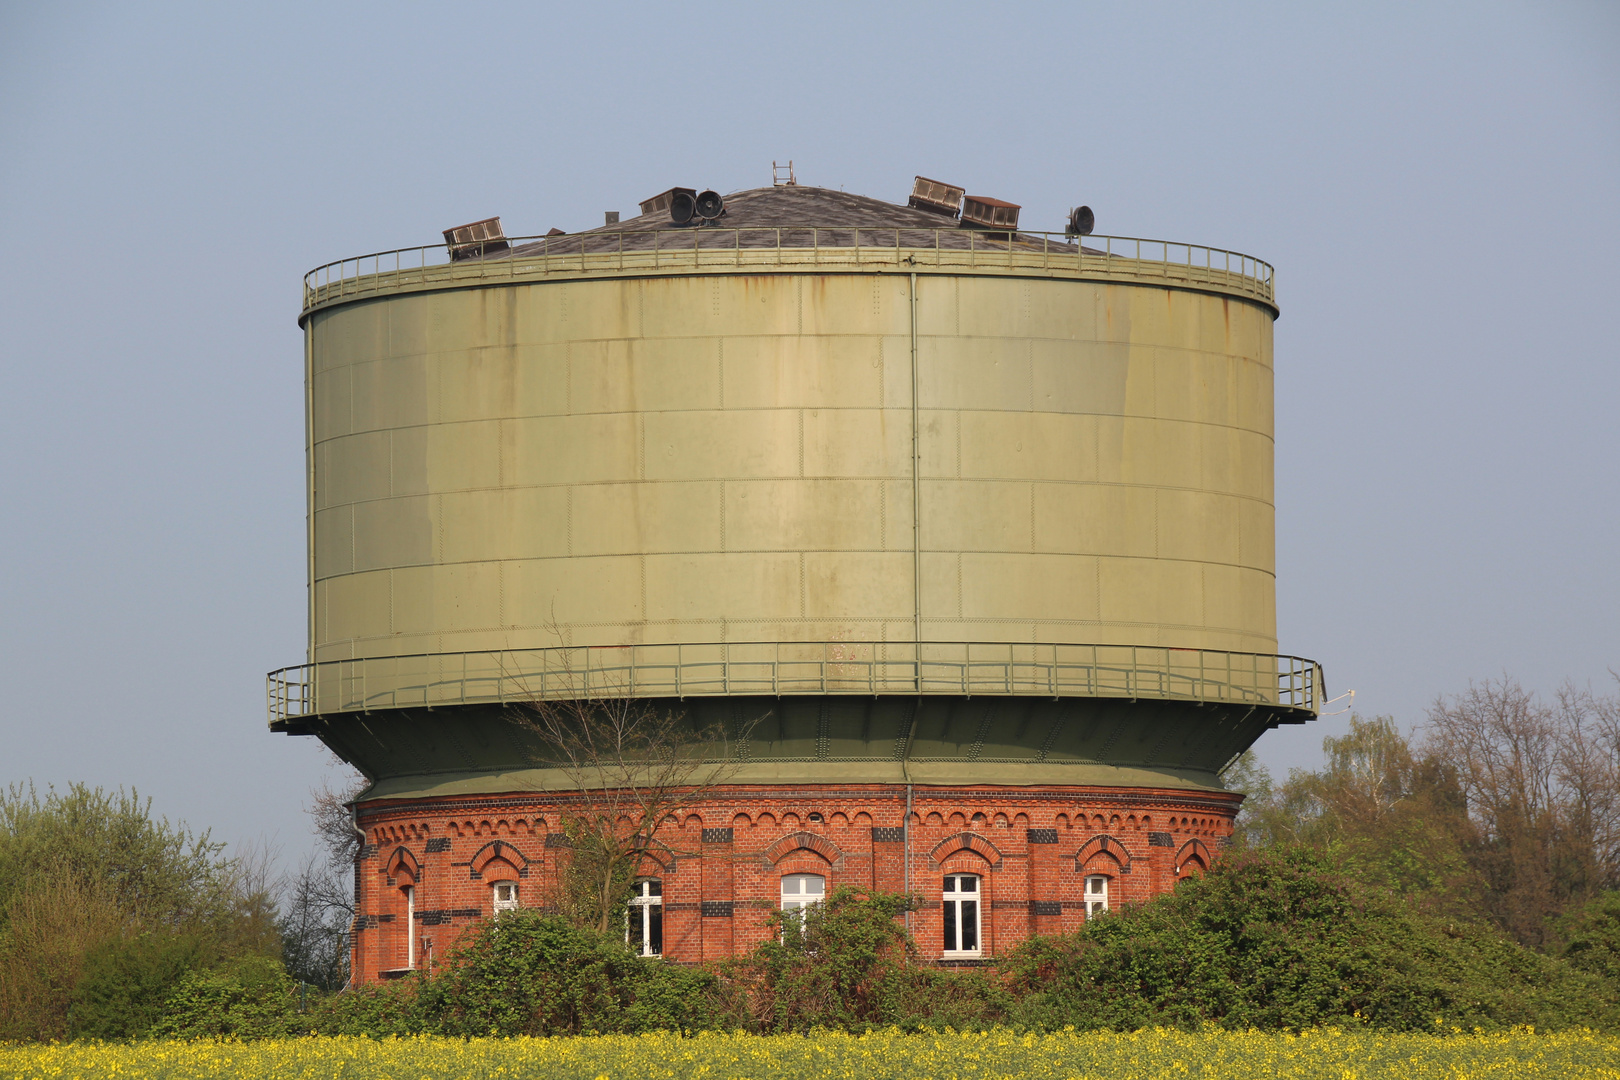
492 881 519 914
403 885 416 969
627 879 662 957
780 873 825 913
1084 875 1110 917
942 873 981 957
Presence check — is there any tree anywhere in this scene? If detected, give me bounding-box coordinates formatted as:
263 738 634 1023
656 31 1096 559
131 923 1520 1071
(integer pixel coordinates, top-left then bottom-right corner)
509 694 752 936
1425 677 1620 946
0 783 272 1041
1225 717 1482 914
278 774 366 991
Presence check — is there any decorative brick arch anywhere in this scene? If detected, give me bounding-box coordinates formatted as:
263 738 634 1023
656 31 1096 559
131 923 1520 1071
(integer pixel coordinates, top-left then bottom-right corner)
764 831 843 866
386 846 420 884
927 832 1003 868
1073 834 1134 874
1174 838 1211 876
635 840 678 875
469 839 534 879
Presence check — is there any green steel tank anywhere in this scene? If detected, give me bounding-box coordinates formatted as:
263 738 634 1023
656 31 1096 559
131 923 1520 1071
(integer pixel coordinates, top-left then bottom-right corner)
271 180 1319 800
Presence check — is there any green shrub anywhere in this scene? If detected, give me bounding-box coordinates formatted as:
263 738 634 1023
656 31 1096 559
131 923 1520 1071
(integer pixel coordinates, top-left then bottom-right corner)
68 929 214 1039
1000 847 1614 1033
149 955 300 1039
735 888 1007 1033
417 911 727 1036
303 982 423 1037
1558 891 1620 991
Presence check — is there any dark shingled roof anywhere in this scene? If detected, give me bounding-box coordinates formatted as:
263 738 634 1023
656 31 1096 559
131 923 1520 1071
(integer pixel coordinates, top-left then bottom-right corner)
498 185 1083 258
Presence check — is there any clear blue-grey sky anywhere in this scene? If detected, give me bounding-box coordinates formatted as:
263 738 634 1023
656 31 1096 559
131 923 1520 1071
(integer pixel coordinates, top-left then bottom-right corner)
2 1 1616 864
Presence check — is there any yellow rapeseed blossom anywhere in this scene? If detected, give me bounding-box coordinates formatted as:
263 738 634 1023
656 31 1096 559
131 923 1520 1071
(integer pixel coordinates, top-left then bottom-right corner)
1 1028 1617 1080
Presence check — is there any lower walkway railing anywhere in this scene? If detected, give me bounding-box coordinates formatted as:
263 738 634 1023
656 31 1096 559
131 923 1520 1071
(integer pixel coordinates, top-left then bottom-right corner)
268 641 1320 724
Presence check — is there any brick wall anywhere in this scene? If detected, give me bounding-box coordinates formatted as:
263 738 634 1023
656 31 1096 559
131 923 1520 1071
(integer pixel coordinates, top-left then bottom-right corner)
349 782 1240 982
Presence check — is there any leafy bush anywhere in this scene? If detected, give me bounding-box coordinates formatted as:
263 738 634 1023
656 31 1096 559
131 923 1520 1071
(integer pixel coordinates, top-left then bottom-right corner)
416 911 729 1036
1558 891 1620 989
149 956 300 1039
302 982 422 1037
1001 847 1614 1032
735 887 1006 1033
69 929 214 1039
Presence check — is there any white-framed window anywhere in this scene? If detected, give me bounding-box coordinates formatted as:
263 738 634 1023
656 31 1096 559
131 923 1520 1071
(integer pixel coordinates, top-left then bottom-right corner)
780 873 825 914
404 885 416 969
492 881 519 914
1085 875 1109 917
627 879 663 957
942 873 981 957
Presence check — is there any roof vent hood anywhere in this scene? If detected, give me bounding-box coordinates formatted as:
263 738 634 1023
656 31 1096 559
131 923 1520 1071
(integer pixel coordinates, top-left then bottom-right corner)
443 217 508 261
639 187 694 218
908 176 964 218
960 196 1021 231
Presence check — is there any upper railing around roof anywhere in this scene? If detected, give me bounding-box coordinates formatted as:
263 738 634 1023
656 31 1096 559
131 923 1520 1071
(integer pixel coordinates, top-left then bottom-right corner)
300 229 1276 318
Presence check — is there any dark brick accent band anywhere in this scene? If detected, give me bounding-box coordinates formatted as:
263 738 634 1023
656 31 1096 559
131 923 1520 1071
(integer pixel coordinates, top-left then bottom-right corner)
451 908 481 919
700 901 734 918
1148 832 1174 847
1029 900 1062 916
377 913 395 923
1026 828 1059 844
701 828 734 844
871 826 906 843
424 838 451 853
1218 836 1234 849
545 833 573 848
359 844 379 858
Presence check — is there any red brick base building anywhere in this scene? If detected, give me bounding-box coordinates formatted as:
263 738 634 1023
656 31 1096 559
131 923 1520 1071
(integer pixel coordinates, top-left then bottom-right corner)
348 776 1239 980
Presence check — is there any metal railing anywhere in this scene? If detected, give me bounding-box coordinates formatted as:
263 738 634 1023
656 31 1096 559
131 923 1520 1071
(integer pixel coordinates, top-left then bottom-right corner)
267 641 1320 725
300 229 1275 316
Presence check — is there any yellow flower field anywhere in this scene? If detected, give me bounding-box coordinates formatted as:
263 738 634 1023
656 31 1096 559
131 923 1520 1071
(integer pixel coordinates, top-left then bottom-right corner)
2 1028 1616 1080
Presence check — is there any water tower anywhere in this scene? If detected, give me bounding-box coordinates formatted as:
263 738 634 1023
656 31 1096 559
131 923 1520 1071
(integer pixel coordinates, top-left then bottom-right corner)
271 176 1319 979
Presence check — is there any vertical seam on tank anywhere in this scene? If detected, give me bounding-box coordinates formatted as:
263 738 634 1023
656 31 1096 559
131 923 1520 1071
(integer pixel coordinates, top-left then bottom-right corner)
717 338 724 409
799 553 806 619
877 335 885 407
798 410 804 477
880 482 887 552
305 322 316 666
566 488 574 556
719 480 726 551
433 494 442 566
909 273 921 655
